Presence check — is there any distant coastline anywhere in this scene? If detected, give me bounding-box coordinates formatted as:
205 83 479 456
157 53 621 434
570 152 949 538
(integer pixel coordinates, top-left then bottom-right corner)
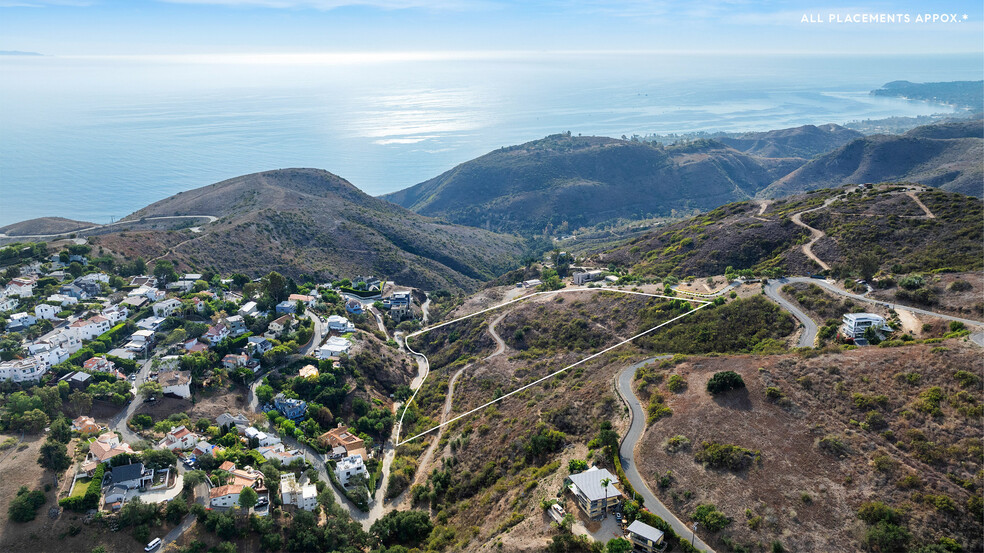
0 50 42 56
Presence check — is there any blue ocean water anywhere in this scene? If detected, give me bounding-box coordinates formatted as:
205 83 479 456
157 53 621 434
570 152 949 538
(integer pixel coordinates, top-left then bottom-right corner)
0 52 981 227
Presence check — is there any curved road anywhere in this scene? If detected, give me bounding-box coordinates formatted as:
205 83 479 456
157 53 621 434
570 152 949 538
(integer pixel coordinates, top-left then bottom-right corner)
616 358 715 553
762 280 818 348
0 215 218 240
790 198 835 271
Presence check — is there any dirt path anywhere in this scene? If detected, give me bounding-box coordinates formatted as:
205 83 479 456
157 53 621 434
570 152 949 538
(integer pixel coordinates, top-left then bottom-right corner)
790 198 835 271
757 200 771 216
906 191 936 219
895 307 923 336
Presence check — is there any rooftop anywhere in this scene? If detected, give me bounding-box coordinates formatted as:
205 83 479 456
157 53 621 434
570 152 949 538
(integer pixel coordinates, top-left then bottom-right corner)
568 467 621 502
627 520 665 544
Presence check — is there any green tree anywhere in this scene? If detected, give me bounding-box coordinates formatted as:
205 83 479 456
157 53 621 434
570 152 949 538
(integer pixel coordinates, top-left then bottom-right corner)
19 409 50 434
8 486 46 522
706 371 745 395
49 417 72 443
856 252 879 282
138 381 163 399
153 260 179 284
68 262 84 279
606 538 632 553
262 271 288 303
568 459 588 474
141 448 178 470
370 510 434 547
165 495 189 524
38 438 71 472
34 386 63 417
600 477 612 519
238 485 258 511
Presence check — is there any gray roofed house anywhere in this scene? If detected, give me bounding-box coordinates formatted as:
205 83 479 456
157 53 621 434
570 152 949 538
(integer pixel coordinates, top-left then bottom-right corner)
566 467 621 519
626 520 666 552
110 462 153 489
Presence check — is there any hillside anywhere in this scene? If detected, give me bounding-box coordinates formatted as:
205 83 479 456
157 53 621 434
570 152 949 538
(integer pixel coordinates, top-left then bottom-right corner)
0 216 96 236
871 80 984 112
761 119 984 198
716 123 863 159
383 134 805 235
96 168 526 291
599 186 984 279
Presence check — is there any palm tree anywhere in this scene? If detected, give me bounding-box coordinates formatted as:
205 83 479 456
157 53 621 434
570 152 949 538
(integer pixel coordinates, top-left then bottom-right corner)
600 477 611 519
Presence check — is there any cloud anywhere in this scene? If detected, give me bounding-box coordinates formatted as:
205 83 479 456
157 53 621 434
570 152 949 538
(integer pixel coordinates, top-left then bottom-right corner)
0 0 92 6
158 0 494 10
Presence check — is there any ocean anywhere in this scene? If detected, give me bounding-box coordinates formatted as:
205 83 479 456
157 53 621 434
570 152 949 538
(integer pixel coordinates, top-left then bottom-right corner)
1 52 981 227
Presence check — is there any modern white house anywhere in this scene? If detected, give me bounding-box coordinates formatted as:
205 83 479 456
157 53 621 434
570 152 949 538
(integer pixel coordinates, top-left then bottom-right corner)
318 336 351 359
238 301 258 317
158 370 192 399
326 315 355 333
245 427 282 447
159 426 199 451
47 293 78 307
6 277 36 298
34 303 58 320
280 473 318 511
71 315 112 341
573 270 604 285
841 313 892 339
334 454 367 488
10 312 37 328
152 298 183 318
0 296 19 313
0 356 49 383
566 467 621 519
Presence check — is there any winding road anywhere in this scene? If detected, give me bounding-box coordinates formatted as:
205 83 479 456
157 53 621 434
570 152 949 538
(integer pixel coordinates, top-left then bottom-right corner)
0 215 218 240
762 280 818 348
789 198 835 271
616 358 715 553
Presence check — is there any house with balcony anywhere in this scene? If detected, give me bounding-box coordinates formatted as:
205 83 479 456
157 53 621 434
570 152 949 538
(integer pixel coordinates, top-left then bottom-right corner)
566 467 621 519
626 520 666 552
280 473 318 511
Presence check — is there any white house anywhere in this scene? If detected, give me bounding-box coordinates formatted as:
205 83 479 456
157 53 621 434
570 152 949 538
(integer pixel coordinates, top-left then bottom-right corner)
48 293 78 307
0 356 49 383
334 454 367 488
10 312 37 328
275 300 296 314
101 304 128 324
71 315 112 341
209 484 244 508
265 315 292 339
34 303 58 320
841 313 892 339
244 427 282 447
238 301 258 317
247 336 273 357
287 294 316 307
573 270 604 286
158 370 192 399
136 316 166 332
159 426 199 451
83 356 116 373
129 285 165 302
326 315 355 333
216 412 250 431
0 296 19 313
258 444 304 466
6 277 36 298
280 473 318 511
47 328 82 354
153 298 183 318
317 336 351 360
203 323 230 346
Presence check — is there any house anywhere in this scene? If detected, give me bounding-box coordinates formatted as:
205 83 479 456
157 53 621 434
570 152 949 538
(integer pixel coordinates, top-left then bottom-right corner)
209 484 244 508
73 276 103 297
269 394 307 420
183 339 209 353
238 301 258 317
258 444 305 466
626 520 666 553
298 364 319 379
317 336 351 359
274 300 296 315
382 291 412 320
104 484 129 507
83 356 116 373
72 415 101 434
129 285 164 302
521 279 543 288
135 316 166 332
219 461 236 472
47 293 78 307
265 315 292 339
225 315 248 337
280 473 318 511
159 426 198 451
345 299 363 315
247 336 272 358
319 426 366 458
6 277 36 297
203 323 230 346
192 440 219 458
110 462 153 489
245 427 282 447
158 370 192 399
47 328 82 354
0 296 19 313
129 275 158 288
59 370 92 390
841 313 891 340
216 412 250 431
129 329 156 344
288 294 316 307
192 297 207 313
335 455 367 488
59 283 89 300
10 312 37 328
167 280 194 293
71 315 111 341
107 348 135 360
121 295 149 309
34 303 58 320
0 356 49 382
326 315 355 333
566 467 622 519
181 273 202 283
88 432 135 464
101 304 128 324
229 466 265 488
573 270 604 286
153 298 183 318
222 353 249 369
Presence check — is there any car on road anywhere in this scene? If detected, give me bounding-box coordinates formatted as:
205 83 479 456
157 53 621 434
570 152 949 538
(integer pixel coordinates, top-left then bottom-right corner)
145 538 162 551
128 374 137 381
256 496 269 507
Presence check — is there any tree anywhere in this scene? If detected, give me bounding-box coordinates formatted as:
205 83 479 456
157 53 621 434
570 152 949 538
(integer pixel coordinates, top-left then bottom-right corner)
19 409 50 434
256 384 275 405
261 271 288 303
706 371 745 395
606 538 632 553
138 381 163 399
38 438 71 472
141 448 178 470
238 485 258 511
153 260 178 284
165 495 189 524
600 477 611 519
68 262 84 279
568 459 588 474
370 510 434 547
49 417 72 443
856 252 879 282
35 386 63 417
8 486 46 522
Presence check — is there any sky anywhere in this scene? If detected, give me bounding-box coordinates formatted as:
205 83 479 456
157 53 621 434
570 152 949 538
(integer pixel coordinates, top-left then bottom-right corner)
0 0 982 56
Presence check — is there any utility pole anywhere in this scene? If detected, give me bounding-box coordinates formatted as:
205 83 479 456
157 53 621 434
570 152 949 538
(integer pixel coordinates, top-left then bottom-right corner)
691 522 698 546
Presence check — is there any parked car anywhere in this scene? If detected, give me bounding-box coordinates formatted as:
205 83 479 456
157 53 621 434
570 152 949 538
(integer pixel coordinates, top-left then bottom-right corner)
145 538 162 551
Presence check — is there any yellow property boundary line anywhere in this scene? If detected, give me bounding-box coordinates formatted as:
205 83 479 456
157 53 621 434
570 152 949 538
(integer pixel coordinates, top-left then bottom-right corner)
395 288 711 445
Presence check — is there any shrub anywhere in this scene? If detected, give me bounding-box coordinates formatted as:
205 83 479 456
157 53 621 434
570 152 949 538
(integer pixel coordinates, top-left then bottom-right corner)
665 435 691 453
948 280 972 292
857 501 901 525
667 374 687 393
694 441 759 471
818 434 849 457
8 486 46 522
765 387 783 401
706 371 745 395
567 459 588 474
954 370 981 389
692 503 730 532
646 393 672 424
866 521 910 552
914 387 945 417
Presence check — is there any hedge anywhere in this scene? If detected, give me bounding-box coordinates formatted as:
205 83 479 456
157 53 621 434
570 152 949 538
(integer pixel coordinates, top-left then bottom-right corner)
338 286 382 299
95 323 128 350
629 502 704 552
60 463 104 511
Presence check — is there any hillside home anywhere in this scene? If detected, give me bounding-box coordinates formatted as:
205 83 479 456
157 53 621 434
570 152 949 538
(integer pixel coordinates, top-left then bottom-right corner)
626 520 665 553
258 444 305 466
34 303 57 320
71 315 111 341
0 296 19 313
183 339 208 353
245 427 282 447
209 484 244 508
566 467 622 519
158 370 192 399
58 370 91 390
129 275 158 288
87 431 135 464
136 316 166 331
319 425 366 458
153 298 183 317
222 353 249 369
225 315 248 336
167 280 193 293
521 279 543 288
10 312 37 328
335 455 367 488
298 364 319 379
317 336 351 359
326 315 355 333
83 356 116 373
229 466 265 488
59 283 89 300
101 304 128 324
280 473 318 511
192 440 219 458
192 296 207 313
0 356 49 382
72 415 101 434
7 277 36 297
345 299 363 315
271 393 307 421
47 328 82 354
275 300 297 314
247 336 272 357
841 313 892 339
110 462 153 490
47 293 78 306
121 295 149 309
203 322 230 346
238 301 258 317
159 425 198 451
573 270 604 286
216 412 250 431
265 315 293 339
288 293 316 307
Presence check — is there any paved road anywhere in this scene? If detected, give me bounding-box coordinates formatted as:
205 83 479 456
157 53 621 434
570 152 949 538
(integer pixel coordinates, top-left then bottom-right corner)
299 308 326 357
762 280 818 348
0 215 218 240
616 358 715 553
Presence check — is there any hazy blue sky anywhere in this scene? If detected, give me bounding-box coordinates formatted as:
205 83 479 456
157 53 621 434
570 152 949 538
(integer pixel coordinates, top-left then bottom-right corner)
1 0 981 56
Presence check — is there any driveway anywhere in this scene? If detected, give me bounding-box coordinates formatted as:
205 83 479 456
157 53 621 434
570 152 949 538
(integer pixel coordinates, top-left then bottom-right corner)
762 279 818 348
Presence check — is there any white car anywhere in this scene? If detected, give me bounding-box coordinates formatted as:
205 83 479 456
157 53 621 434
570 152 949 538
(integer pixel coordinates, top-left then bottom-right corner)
145 538 162 551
